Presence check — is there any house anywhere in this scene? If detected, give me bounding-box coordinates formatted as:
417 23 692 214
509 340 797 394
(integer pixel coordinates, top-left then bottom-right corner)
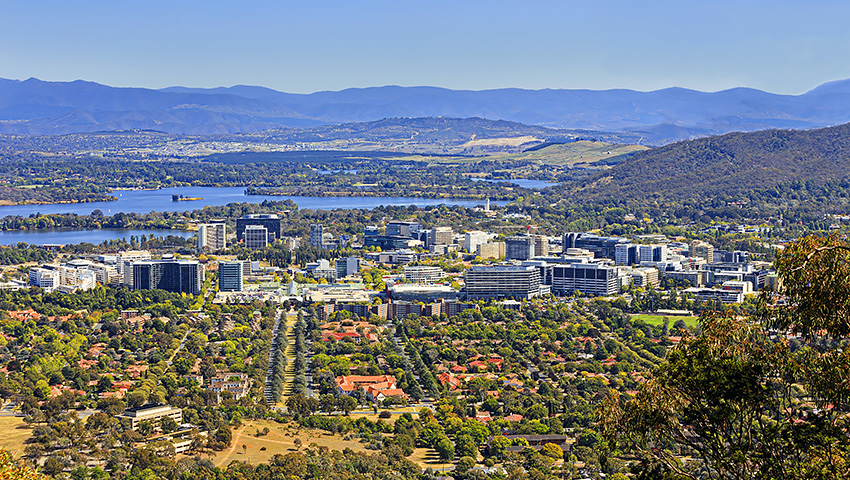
335 375 407 401
208 372 251 399
8 309 41 322
437 372 462 390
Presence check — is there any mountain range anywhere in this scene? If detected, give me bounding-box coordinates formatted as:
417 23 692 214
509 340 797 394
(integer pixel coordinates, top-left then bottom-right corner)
4 77 850 143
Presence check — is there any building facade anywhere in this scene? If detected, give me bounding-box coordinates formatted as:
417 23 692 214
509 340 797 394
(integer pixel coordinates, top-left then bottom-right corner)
132 260 202 294
465 265 545 300
218 261 244 292
551 263 619 296
197 222 227 251
235 214 281 242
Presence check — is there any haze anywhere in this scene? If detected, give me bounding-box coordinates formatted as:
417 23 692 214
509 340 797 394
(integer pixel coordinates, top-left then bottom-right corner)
1 0 848 94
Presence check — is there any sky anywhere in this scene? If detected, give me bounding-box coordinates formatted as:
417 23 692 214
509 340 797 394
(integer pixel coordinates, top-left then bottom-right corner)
1 0 848 94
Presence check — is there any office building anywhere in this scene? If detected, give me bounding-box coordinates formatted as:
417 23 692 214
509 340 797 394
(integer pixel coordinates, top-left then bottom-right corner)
464 231 489 253
533 235 550 257
713 249 750 263
684 287 745 304
465 265 546 300
235 214 281 242
365 235 417 250
310 224 324 248
244 225 270 250
197 221 227 251
477 242 506 260
430 227 453 247
218 261 244 292
335 257 362 278
615 243 639 266
118 250 152 288
389 284 459 302
506 236 536 261
403 265 444 284
29 267 59 290
551 263 619 296
118 404 183 431
386 221 421 239
563 233 628 260
132 260 202 294
690 241 715 261
639 244 666 263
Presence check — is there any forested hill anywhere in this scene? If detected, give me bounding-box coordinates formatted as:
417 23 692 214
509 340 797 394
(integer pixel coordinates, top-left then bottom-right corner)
564 122 850 202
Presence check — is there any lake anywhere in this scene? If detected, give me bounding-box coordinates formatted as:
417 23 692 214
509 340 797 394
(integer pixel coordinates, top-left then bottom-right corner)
0 186 503 218
0 228 195 246
0 186 507 245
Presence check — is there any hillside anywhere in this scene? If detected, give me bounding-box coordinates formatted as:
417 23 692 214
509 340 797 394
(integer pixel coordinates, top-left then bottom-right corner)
6 77 850 143
563 123 850 202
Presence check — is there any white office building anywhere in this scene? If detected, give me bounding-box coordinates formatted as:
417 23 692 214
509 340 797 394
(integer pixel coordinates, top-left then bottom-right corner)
403 265 445 284
464 231 489 254
198 222 227 251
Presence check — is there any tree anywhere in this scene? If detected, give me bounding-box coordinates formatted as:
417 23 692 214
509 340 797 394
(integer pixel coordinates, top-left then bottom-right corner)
540 443 563 461
214 426 233 448
160 415 178 434
137 420 154 437
338 395 357 416
600 234 850 480
456 456 476 475
435 436 455 462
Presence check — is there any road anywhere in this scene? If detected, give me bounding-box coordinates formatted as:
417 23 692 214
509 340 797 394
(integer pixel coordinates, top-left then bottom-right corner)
167 328 192 365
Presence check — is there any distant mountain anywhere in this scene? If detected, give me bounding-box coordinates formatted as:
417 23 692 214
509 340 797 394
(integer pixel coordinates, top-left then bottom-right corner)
564 122 850 201
4 77 850 143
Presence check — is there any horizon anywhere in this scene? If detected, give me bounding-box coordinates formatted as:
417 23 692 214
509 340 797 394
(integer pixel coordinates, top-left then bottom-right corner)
3 1 849 95
3 74 846 97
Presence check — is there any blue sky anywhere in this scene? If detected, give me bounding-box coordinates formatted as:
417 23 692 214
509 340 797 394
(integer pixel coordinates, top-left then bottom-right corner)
1 0 847 94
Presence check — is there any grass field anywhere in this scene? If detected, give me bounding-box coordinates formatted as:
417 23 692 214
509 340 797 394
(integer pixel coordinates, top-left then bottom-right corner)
426 141 648 167
631 314 700 330
0 417 32 457
202 420 370 467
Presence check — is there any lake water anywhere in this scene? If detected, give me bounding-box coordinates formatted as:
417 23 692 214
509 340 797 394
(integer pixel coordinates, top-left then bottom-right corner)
471 178 557 189
0 228 195 246
0 186 507 245
0 186 503 218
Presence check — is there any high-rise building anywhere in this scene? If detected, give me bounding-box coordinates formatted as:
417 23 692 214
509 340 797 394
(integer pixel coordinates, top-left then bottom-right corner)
244 225 270 250
118 250 152 287
477 242 506 260
131 260 202 294
465 265 545 300
218 261 244 292
551 263 619 296
533 235 549 257
615 243 639 266
690 241 715 261
198 222 227 251
639 244 666 263
506 235 536 261
310 224 324 248
235 214 281 243
464 231 488 253
386 221 421 239
430 227 453 247
335 257 361 278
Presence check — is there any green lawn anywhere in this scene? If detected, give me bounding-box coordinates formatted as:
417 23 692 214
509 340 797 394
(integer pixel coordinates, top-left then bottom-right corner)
631 314 700 330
